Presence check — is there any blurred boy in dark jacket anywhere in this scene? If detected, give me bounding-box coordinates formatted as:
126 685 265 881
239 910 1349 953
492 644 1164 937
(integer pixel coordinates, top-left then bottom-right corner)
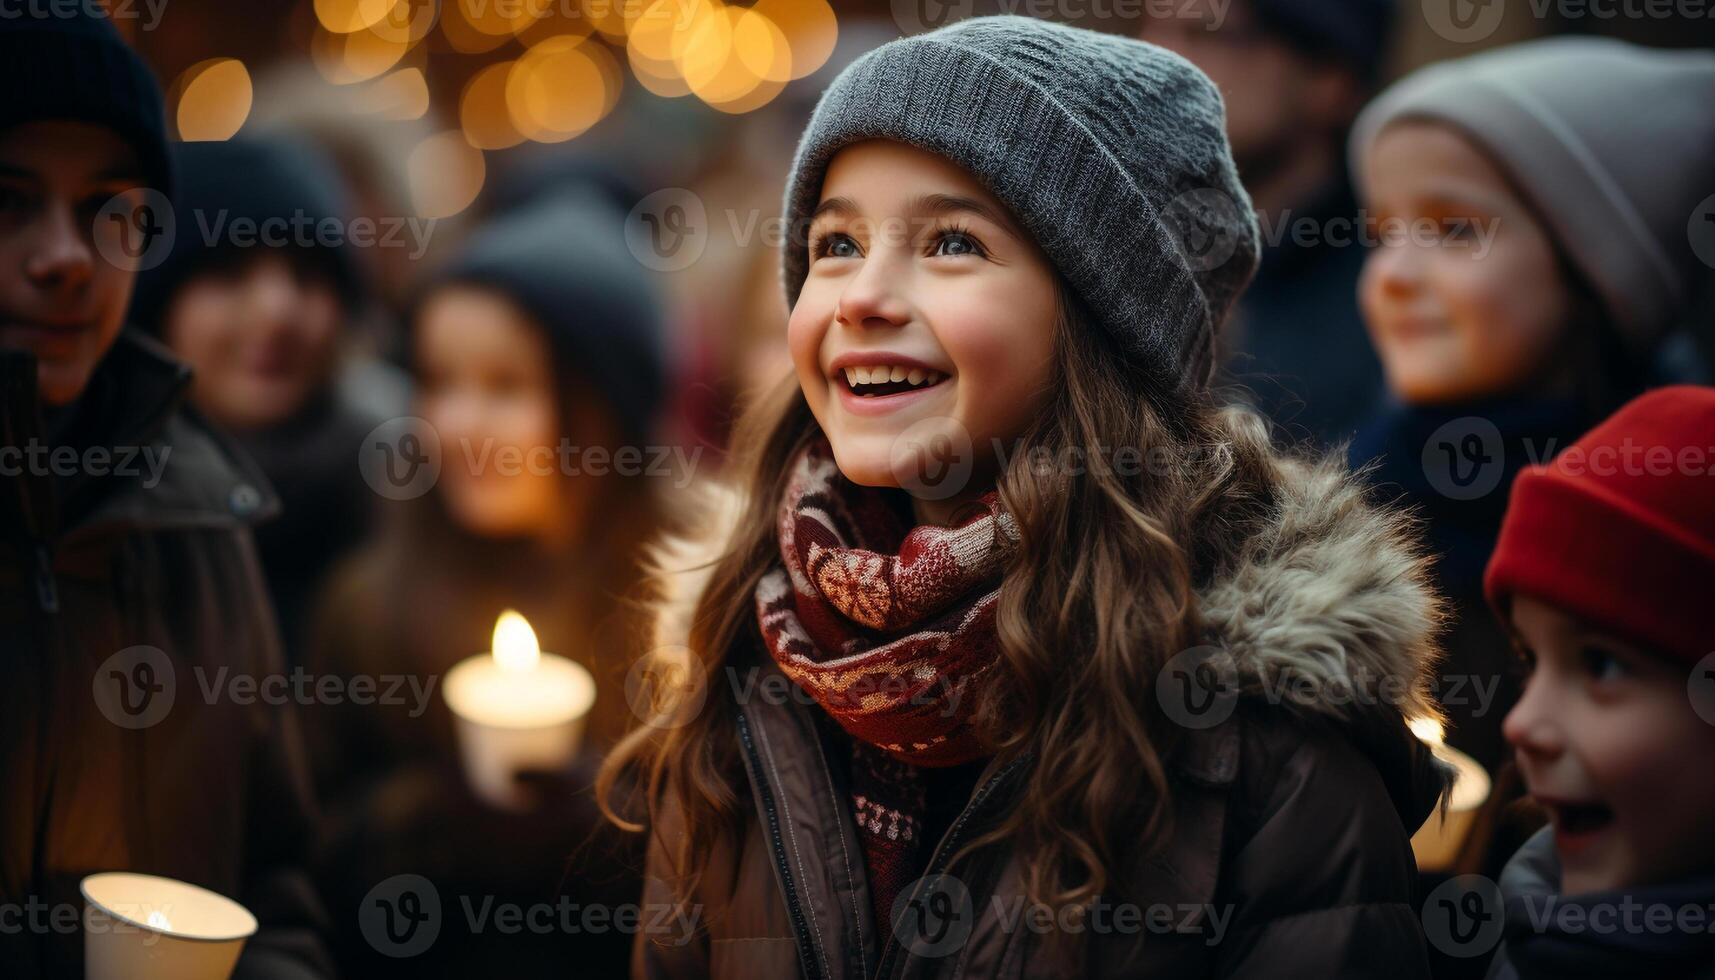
0 6 333 977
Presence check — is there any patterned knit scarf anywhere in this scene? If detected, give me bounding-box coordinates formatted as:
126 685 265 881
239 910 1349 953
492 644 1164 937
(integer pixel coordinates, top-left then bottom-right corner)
755 438 1017 928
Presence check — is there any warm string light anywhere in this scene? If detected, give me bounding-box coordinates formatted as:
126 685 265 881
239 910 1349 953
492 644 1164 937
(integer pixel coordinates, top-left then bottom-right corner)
295 0 840 148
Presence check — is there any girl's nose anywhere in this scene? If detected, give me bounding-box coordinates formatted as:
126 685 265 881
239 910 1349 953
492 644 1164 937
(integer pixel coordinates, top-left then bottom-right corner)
1367 239 1425 300
1501 673 1565 760
834 253 911 330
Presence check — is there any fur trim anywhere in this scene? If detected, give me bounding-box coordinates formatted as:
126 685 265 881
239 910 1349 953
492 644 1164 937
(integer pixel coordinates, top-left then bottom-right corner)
645 479 745 656
647 455 1445 726
1200 455 1447 725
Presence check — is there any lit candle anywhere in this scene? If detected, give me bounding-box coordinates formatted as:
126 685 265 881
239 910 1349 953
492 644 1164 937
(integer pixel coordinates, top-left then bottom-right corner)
81 872 257 980
1408 716 1493 871
443 610 597 810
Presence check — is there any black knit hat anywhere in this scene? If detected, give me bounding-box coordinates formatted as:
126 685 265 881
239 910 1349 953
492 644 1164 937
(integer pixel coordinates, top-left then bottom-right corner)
130 137 365 332
0 0 171 196
425 191 669 443
1249 0 1395 81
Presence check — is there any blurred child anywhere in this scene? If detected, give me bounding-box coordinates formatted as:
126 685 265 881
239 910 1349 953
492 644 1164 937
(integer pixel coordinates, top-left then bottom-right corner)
0 7 331 978
1484 385 1715 978
132 137 380 664
1346 37 1715 771
307 191 669 977
602 17 1450 978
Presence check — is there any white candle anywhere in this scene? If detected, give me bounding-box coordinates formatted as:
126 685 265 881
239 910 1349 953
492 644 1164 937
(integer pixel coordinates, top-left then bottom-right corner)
1408 716 1493 871
443 610 597 810
81 872 256 980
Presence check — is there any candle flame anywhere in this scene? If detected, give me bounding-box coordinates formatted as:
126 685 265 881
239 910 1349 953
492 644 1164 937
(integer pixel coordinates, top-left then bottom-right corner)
492 610 540 672
146 910 172 931
1409 715 1446 745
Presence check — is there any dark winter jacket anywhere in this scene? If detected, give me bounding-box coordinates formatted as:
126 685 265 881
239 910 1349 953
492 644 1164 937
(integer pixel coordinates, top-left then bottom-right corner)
1347 396 1592 770
631 457 1453 979
1487 828 1715 980
1222 180 1385 449
0 332 333 979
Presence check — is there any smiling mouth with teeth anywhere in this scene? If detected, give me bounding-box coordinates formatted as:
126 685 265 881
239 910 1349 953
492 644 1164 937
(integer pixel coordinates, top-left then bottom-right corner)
841 365 946 397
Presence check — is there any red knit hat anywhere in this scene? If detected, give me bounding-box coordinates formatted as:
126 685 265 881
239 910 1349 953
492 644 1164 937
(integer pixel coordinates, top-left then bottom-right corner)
1485 385 1715 663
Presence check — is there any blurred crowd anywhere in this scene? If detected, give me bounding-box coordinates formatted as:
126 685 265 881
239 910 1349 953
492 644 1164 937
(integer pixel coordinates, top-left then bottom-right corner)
0 0 1711 978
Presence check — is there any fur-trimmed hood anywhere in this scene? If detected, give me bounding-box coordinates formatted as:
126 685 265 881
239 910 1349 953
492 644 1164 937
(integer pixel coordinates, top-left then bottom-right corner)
646 451 1452 821
631 452 1455 980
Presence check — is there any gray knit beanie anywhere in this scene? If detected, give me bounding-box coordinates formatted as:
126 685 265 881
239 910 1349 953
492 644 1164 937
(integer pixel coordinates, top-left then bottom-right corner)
780 15 1260 403
1349 36 1715 359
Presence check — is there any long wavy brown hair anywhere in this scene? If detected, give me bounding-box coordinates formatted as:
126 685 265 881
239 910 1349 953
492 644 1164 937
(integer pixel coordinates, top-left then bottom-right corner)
598 283 1290 955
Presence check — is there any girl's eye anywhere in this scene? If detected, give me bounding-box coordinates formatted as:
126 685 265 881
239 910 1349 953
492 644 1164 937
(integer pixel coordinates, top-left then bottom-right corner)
1579 646 1629 683
1511 644 1537 680
932 228 985 258
811 231 859 260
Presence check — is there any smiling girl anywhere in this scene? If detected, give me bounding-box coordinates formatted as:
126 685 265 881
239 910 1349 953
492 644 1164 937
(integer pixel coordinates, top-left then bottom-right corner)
603 16 1450 978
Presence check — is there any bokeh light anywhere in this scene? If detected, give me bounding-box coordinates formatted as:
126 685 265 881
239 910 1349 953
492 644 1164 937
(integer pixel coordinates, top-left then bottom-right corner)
354 66 431 120
311 23 410 83
408 131 486 219
175 58 254 141
313 0 401 34
461 61 525 150
507 35 619 143
755 0 837 80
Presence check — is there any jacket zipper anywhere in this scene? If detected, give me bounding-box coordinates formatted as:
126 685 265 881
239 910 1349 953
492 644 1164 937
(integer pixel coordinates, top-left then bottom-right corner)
870 755 1032 980
737 708 828 980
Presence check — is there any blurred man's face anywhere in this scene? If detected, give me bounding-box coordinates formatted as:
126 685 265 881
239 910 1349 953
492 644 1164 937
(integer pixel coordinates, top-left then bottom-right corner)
0 122 146 406
1359 121 1570 405
1138 0 1359 177
1140 0 1306 163
165 253 343 431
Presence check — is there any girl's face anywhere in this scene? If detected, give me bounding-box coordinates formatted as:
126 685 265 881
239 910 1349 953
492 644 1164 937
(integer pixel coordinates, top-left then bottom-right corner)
416 285 565 541
1359 121 1573 406
1502 595 1715 895
788 140 1058 515
166 253 343 431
